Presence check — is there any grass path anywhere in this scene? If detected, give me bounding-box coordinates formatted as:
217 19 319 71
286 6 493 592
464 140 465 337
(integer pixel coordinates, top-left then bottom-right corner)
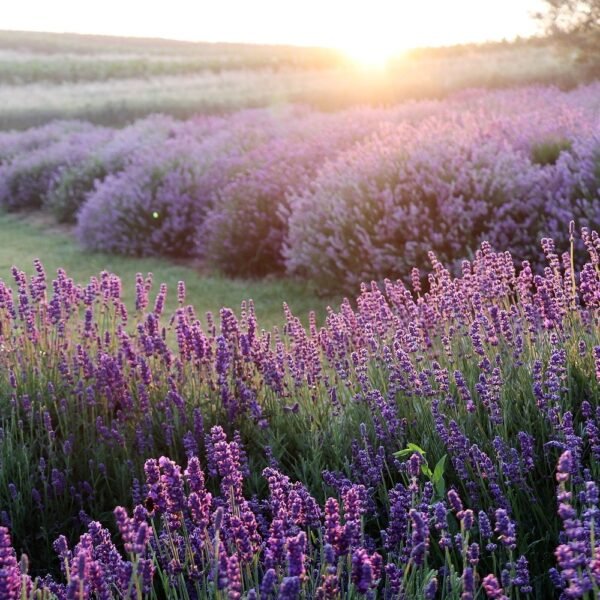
0 211 340 328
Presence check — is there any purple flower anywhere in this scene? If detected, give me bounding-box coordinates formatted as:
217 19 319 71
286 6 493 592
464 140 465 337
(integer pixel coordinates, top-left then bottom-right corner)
351 548 381 594
462 567 475 600
447 489 464 514
408 452 422 478
424 577 438 600
409 509 429 566
226 553 242 600
494 509 517 550
514 555 533 593
286 531 306 579
278 576 301 599
0 528 23 600
467 542 480 566
556 450 573 483
260 568 278 598
482 574 508 599
342 485 367 549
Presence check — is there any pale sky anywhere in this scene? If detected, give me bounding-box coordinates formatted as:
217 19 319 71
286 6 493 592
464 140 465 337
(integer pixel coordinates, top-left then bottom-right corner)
3 1 545 56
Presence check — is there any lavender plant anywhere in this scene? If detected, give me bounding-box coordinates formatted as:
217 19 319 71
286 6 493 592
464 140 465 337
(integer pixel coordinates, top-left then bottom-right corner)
0 224 598 597
200 108 400 276
0 126 114 212
75 107 304 257
45 114 184 223
285 95 600 292
0 120 97 165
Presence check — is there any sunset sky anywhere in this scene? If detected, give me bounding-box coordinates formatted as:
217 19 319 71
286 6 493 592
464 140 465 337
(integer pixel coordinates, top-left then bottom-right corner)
3 1 545 61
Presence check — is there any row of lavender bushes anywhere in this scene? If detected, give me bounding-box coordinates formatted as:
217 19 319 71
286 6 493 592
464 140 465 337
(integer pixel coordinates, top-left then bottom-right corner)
1 84 599 289
0 224 598 597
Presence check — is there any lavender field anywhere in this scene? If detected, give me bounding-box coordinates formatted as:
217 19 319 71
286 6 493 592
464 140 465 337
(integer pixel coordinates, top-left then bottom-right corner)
0 225 598 598
1 84 600 287
0 43 599 600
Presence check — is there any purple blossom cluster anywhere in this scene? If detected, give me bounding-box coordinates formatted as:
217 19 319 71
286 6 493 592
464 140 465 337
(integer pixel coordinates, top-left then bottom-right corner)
46 114 183 223
0 125 114 211
0 224 598 597
550 450 600 598
2 437 595 598
286 85 600 291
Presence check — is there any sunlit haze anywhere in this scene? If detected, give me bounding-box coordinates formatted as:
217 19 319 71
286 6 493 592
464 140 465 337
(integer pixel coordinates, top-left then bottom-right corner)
4 1 544 65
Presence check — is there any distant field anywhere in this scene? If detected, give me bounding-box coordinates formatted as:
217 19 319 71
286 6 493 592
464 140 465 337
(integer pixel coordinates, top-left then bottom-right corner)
0 30 584 129
0 29 343 60
0 30 344 83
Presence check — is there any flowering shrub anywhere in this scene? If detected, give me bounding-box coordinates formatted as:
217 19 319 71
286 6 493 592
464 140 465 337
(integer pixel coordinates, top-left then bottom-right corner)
45 114 182 222
0 126 113 211
0 224 598 597
285 101 600 292
200 108 402 276
76 108 307 257
74 136 215 256
0 86 598 283
0 119 96 164
543 132 600 235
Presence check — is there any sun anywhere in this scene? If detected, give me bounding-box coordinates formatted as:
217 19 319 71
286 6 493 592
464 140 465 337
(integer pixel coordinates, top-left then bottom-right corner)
333 13 415 70
342 41 401 69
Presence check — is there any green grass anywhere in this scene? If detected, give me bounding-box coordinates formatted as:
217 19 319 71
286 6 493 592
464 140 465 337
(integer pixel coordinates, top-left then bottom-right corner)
0 211 340 329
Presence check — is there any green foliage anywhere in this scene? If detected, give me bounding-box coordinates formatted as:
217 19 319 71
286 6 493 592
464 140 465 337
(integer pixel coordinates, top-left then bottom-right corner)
531 137 572 165
537 1 600 77
45 159 107 222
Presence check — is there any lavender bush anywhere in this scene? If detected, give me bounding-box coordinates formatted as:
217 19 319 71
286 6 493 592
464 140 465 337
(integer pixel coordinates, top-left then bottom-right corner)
0 120 96 165
285 92 600 292
45 114 183 223
0 224 598 597
200 108 404 276
0 126 114 212
75 107 308 257
74 136 215 256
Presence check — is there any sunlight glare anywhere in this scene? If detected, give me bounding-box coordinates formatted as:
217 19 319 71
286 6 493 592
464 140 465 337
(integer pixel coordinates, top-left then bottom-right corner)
342 40 400 69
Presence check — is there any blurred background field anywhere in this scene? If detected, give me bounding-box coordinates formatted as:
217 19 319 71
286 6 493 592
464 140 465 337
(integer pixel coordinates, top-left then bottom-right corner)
2 84 598 295
0 31 600 296
0 30 586 129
